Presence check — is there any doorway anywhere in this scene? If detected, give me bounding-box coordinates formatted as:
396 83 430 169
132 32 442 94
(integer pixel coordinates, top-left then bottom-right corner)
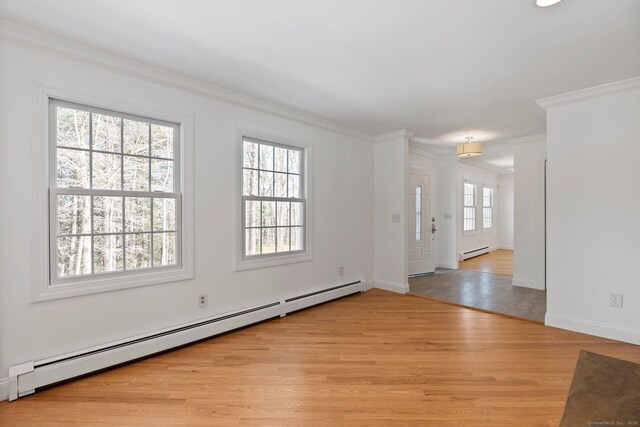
408 170 436 276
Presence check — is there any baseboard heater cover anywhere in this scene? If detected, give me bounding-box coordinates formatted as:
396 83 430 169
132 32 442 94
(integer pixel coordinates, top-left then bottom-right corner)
459 246 490 261
8 280 364 401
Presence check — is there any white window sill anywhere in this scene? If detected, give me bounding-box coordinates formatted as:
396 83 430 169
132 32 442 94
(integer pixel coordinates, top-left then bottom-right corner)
235 252 312 271
33 268 193 302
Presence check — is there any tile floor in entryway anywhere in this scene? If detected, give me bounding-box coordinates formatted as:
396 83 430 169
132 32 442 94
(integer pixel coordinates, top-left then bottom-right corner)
409 268 546 322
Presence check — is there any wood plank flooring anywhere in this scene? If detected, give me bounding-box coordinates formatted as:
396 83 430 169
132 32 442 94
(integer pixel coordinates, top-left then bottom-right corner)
459 249 514 276
1 289 638 426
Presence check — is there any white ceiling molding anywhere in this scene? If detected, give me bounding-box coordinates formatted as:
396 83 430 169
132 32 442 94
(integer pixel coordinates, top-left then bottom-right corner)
408 142 455 160
508 134 547 145
374 129 415 143
536 77 640 110
0 18 374 142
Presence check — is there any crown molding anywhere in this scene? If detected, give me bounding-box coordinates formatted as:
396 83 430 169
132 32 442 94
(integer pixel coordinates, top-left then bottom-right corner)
0 18 374 142
508 133 546 145
408 142 455 160
374 129 415 143
536 77 640 110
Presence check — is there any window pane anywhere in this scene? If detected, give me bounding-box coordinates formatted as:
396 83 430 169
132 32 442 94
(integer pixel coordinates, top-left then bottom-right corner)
57 195 91 235
291 227 303 251
153 198 176 231
288 150 301 174
243 169 258 196
57 236 91 277
291 202 303 226
259 171 273 197
125 197 151 232
415 186 422 242
261 228 276 254
245 200 261 228
93 152 122 190
274 147 288 172
288 174 300 198
151 124 174 159
123 119 149 156
125 233 151 270
274 173 287 197
259 144 274 170
276 202 290 226
245 228 261 256
123 155 150 191
94 234 123 273
93 196 123 234
151 159 174 192
243 140 258 169
277 227 290 252
57 148 90 188
262 201 276 227
153 232 176 266
56 107 90 149
92 114 121 153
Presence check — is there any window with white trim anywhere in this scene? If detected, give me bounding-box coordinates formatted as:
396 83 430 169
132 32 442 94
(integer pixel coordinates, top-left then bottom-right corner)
50 100 181 285
463 182 477 232
241 137 305 259
483 187 494 229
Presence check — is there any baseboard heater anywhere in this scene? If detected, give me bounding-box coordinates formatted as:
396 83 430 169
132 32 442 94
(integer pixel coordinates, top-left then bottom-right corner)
8 280 365 401
459 246 490 261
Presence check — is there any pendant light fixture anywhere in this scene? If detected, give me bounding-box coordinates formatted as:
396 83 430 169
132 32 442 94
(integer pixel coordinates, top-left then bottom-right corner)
456 136 483 157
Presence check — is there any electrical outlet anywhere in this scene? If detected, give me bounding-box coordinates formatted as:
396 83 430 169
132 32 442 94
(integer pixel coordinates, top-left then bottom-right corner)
339 266 344 277
609 293 623 308
198 293 208 308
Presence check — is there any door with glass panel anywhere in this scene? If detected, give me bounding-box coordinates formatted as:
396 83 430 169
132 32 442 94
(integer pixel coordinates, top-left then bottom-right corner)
408 171 435 275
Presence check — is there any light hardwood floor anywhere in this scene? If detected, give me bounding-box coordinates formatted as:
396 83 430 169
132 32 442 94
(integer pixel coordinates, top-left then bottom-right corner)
1 289 638 426
459 249 514 276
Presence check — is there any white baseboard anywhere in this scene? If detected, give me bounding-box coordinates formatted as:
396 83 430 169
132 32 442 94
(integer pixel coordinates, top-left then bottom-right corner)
374 280 409 294
512 277 544 290
0 378 8 401
545 313 640 345
436 262 458 270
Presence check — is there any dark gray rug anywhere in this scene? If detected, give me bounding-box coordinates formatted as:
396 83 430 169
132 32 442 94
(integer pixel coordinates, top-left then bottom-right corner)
560 350 640 427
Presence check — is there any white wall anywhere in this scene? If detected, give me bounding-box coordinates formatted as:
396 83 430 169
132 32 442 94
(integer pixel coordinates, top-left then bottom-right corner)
436 159 459 269
511 136 546 290
0 41 375 385
457 164 499 256
498 173 514 250
373 131 410 292
540 78 640 344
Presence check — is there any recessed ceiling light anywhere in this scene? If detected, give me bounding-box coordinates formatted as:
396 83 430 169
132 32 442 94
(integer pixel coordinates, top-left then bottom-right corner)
536 0 564 7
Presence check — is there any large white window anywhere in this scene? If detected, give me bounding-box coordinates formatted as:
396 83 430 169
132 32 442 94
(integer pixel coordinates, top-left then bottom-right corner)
483 187 494 229
50 100 182 286
463 182 477 232
241 137 306 261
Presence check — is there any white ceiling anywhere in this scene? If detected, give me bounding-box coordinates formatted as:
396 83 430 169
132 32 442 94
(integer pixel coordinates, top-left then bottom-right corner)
1 0 639 152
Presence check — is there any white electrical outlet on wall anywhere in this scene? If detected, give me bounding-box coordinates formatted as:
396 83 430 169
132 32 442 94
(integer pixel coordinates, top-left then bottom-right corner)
198 293 208 308
609 293 623 308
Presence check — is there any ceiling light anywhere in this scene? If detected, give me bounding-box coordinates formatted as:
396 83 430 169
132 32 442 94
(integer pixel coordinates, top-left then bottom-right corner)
456 137 483 158
535 0 564 7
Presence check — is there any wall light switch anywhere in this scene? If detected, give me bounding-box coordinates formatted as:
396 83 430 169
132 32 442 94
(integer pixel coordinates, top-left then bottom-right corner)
392 214 401 223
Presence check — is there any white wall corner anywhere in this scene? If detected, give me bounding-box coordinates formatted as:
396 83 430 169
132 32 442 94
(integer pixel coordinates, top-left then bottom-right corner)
436 262 459 270
0 377 8 401
536 77 640 110
545 313 640 345
374 280 410 294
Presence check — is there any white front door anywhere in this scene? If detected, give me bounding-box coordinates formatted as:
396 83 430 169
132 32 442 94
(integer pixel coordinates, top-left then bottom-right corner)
408 172 436 275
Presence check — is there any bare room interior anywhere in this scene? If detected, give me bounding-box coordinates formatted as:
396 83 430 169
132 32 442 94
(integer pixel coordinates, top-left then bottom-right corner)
0 1 639 425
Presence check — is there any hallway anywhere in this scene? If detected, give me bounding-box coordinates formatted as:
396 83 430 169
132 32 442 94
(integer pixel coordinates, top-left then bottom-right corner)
458 249 514 276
